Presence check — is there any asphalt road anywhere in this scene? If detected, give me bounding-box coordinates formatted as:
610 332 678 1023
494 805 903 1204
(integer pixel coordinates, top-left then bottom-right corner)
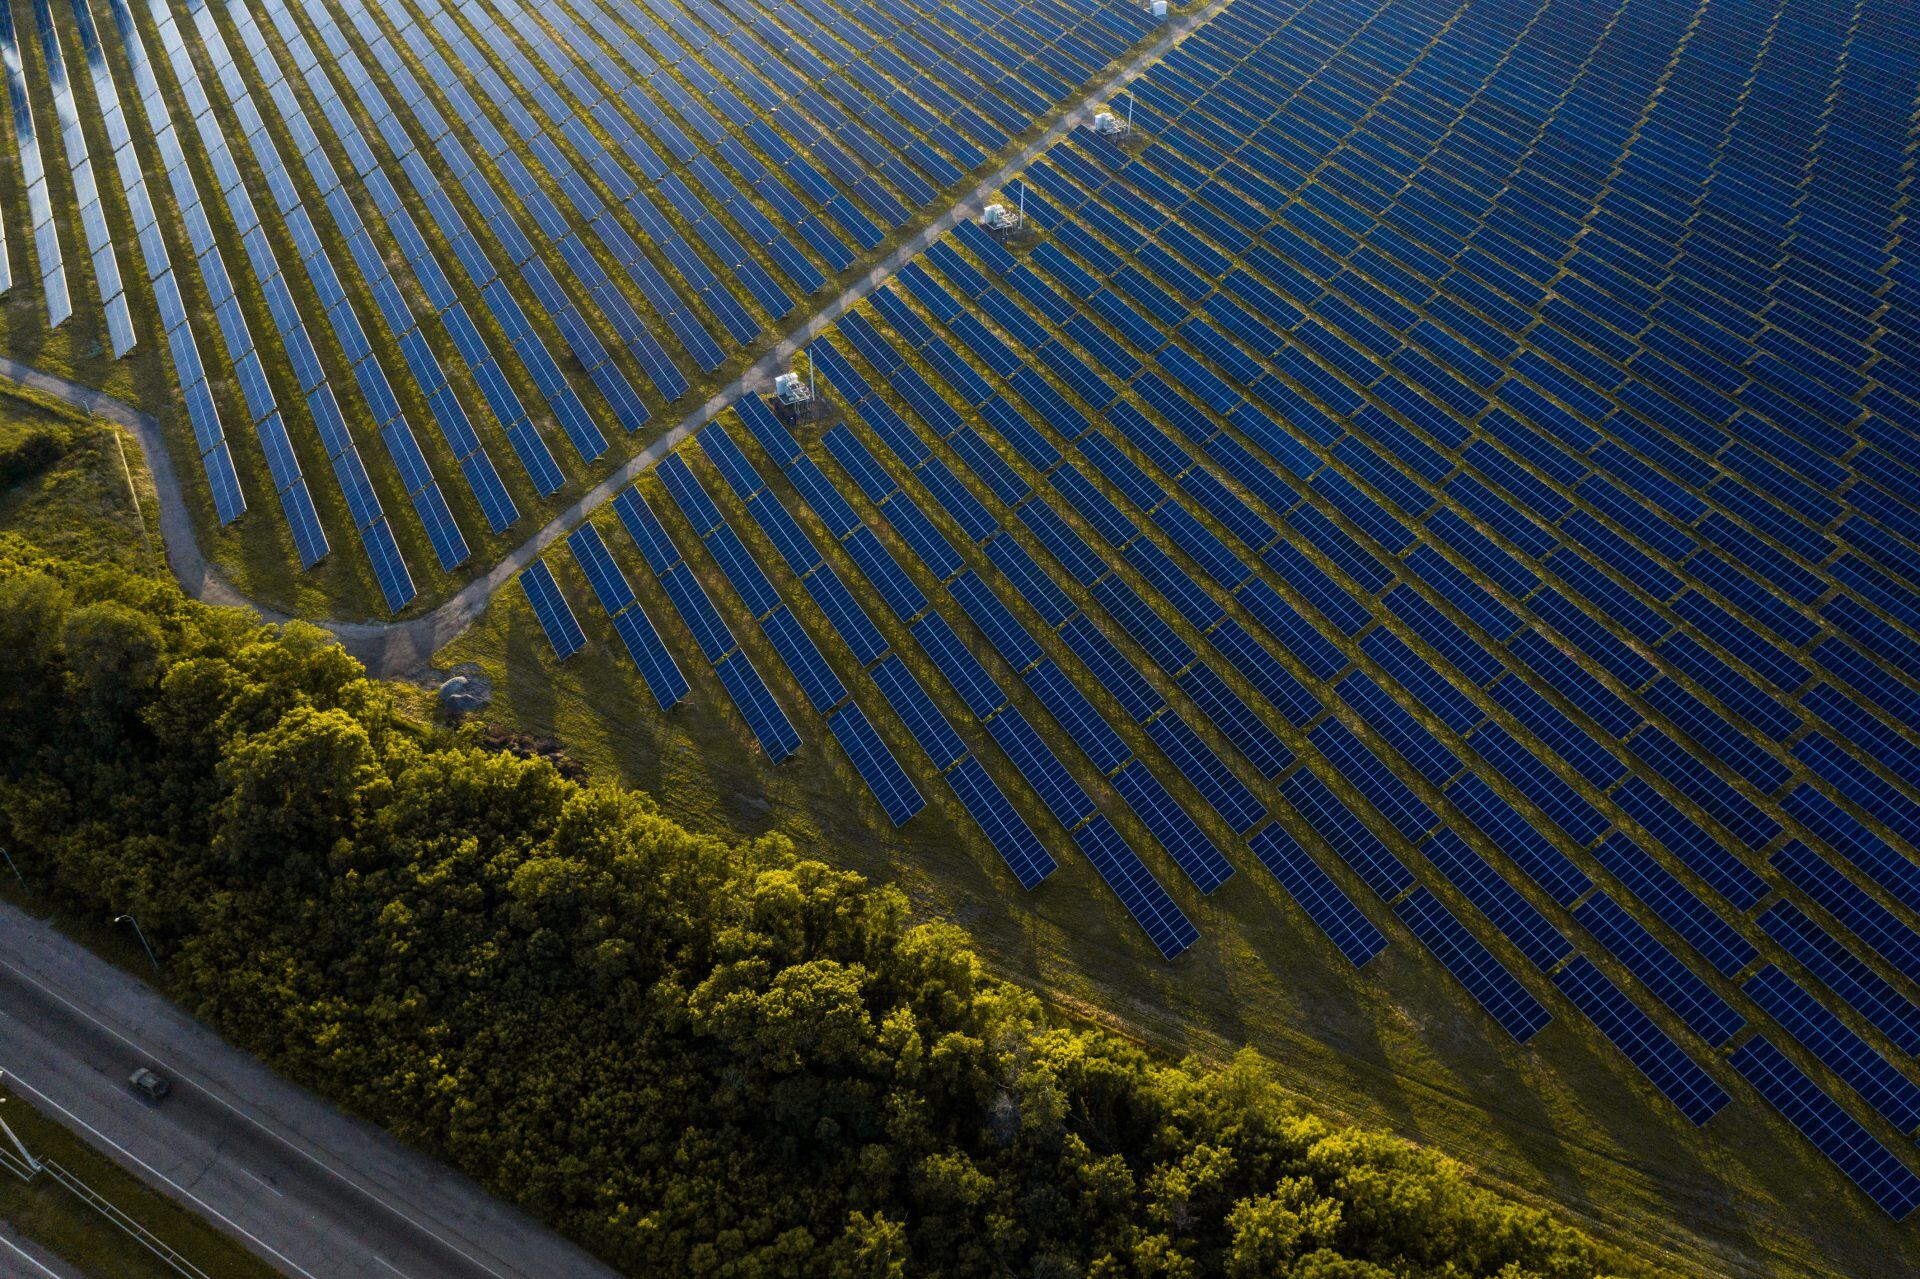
0 900 618 1279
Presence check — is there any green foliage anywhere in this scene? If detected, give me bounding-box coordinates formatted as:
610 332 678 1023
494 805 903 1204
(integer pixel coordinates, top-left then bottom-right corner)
0 543 1654 1279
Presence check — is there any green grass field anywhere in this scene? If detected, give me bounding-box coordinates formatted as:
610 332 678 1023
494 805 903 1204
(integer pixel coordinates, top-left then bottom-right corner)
436 564 1911 1279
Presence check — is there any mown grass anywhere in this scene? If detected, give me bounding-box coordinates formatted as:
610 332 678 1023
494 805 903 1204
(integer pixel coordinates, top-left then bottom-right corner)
0 384 162 573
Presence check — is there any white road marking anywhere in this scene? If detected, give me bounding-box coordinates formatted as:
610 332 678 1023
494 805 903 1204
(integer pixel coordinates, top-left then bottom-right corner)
238 1165 284 1198
374 1254 409 1276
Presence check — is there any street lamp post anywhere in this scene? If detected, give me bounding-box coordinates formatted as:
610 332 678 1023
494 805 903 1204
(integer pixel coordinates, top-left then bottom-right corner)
0 847 24 889
112 915 159 972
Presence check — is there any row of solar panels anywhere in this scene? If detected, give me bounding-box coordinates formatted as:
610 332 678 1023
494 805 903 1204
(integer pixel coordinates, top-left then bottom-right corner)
510 112 1920 1213
24 0 1155 614
0 0 66 325
67 0 257 532
975 0 1920 1216
220 0 1136 603
852 208 1920 1219
1132 0 1920 963
1139 0 1919 606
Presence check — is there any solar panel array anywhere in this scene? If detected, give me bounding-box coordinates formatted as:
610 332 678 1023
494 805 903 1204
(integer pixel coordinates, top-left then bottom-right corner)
501 0 1920 1220
21 0 1920 1221
2 0 1149 613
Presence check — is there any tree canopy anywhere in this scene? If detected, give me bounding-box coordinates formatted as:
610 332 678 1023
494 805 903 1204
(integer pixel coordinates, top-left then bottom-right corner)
0 539 1651 1279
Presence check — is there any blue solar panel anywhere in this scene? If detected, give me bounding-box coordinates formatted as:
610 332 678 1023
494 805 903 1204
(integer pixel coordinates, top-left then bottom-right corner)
1111 758 1234 894
612 488 683 577
1590 834 1756 978
1773 841 1920 983
1447 773 1592 905
1394 888 1551 1042
945 753 1057 889
1143 710 1265 834
518 561 586 661
1784 786 1920 917
613 605 689 712
1025 657 1130 772
1729 1036 1920 1220
702 523 782 622
1757 902 1920 1057
987 705 1096 828
1612 777 1769 910
1309 719 1436 844
715 650 799 764
1280 769 1416 901
842 526 928 622
760 605 847 715
901 611 997 720
1248 825 1386 966
1745 966 1920 1134
1551 957 1729 1125
949 571 1042 672
802 564 888 666
786 456 862 540
1075 815 1199 960
1573 893 1746 1047
1421 829 1572 971
827 702 924 828
568 524 637 616
658 453 726 538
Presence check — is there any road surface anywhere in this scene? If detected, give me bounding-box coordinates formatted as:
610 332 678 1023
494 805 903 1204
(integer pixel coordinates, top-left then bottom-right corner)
0 0 1226 680
0 900 618 1279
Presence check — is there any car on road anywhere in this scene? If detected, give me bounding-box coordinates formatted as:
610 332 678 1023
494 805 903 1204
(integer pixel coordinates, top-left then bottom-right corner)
128 1067 170 1102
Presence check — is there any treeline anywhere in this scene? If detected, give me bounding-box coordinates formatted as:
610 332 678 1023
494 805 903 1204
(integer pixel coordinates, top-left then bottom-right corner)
0 539 1651 1279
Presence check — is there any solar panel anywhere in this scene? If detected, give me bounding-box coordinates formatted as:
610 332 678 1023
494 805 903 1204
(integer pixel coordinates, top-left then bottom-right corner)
1613 777 1769 910
1448 773 1592 905
1757 902 1920 1057
949 571 1043 673
843 526 928 622
1421 829 1572 971
1075 815 1199 960
518 561 586 661
827 702 924 827
1280 769 1415 901
1111 758 1235 894
1143 710 1265 834
1729 1036 1920 1220
715 650 800 764
946 753 1057 889
1394 888 1551 1042
1773 841 1920 983
1573 893 1746 1047
1248 826 1386 965
1744 966 1920 1134
987 705 1096 829
1590 834 1756 978
1551 957 1729 1125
